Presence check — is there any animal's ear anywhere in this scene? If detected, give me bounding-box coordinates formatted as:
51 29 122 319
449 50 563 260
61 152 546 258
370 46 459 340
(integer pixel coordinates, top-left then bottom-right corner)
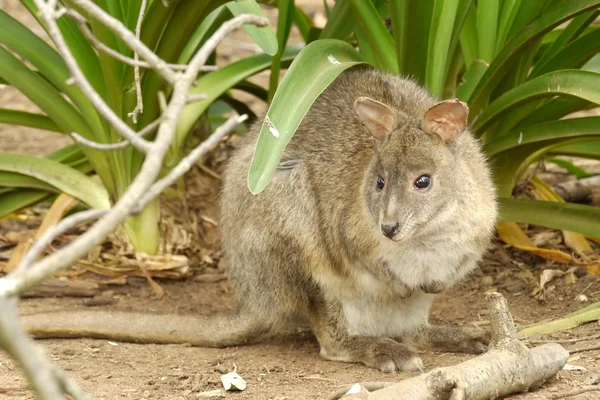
421 99 468 143
354 97 397 141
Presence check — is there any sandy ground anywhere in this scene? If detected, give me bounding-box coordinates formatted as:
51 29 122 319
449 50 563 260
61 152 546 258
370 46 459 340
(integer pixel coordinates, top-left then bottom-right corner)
1 1 600 400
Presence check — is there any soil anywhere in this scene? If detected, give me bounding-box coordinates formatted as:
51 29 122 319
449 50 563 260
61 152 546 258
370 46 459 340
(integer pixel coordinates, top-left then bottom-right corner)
1 2 600 400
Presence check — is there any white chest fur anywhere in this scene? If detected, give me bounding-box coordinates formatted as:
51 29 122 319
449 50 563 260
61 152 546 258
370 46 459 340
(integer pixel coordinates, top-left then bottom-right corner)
342 289 434 337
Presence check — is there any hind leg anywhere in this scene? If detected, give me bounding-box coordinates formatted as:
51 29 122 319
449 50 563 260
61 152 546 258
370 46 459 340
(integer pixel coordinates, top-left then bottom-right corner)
307 300 423 373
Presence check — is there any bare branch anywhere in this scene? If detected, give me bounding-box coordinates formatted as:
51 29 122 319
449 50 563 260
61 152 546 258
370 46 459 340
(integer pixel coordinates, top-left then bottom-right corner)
128 0 147 123
67 10 217 73
0 297 64 400
17 209 107 271
67 0 179 84
134 114 247 213
71 117 163 150
34 1 151 152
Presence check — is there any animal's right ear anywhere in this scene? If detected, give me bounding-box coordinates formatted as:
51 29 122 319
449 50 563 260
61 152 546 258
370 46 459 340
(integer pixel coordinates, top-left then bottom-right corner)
354 97 397 141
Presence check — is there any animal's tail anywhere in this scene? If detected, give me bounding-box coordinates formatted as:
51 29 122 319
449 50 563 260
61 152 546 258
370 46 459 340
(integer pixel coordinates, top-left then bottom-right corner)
22 309 268 347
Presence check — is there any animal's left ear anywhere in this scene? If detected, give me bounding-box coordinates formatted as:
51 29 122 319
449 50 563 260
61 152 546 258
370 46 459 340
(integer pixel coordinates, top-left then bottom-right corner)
421 99 469 143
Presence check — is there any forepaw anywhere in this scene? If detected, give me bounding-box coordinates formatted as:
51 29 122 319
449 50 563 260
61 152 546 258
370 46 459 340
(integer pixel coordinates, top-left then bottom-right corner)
449 326 491 354
365 338 423 373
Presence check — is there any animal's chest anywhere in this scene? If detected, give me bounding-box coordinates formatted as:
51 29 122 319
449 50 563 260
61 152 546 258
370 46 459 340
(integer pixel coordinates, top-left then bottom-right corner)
379 235 473 289
341 287 434 337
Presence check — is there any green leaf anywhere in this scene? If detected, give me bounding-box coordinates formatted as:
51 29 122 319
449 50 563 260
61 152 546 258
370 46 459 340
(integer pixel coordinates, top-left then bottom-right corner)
457 59 488 101
530 26 600 78
549 140 600 160
458 1 478 68
347 0 398 74
0 189 51 219
320 0 354 41
498 198 600 237
530 10 600 78
0 154 110 210
496 0 520 49
227 0 278 56
476 0 499 62
292 5 313 42
469 0 600 118
247 39 366 194
474 70 600 134
178 5 231 64
515 97 593 129
19 0 105 98
485 117 600 156
547 157 591 179
269 0 294 101
425 0 460 98
0 10 104 136
170 45 304 166
0 109 60 132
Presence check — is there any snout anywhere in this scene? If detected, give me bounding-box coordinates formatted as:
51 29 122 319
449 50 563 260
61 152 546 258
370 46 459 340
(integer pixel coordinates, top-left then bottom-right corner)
380 221 400 239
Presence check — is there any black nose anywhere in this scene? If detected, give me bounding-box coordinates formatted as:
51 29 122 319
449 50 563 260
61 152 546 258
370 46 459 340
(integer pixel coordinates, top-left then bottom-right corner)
381 222 399 238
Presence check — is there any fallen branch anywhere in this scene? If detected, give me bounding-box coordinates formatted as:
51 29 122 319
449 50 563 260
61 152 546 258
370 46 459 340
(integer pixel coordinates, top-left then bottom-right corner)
568 343 600 354
332 293 569 400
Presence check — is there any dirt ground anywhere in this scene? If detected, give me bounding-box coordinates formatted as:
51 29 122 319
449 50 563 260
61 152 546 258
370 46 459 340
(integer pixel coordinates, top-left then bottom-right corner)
1 1 600 400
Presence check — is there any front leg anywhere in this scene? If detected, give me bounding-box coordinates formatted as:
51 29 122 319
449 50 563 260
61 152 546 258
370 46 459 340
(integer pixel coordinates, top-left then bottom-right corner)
407 324 491 354
308 300 423 373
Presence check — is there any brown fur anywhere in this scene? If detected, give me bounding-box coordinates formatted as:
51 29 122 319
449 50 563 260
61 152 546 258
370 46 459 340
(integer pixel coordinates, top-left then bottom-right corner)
23 67 498 373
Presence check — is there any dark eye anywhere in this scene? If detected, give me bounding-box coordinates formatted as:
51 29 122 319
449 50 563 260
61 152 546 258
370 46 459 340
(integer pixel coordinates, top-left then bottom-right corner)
376 175 385 191
414 174 431 189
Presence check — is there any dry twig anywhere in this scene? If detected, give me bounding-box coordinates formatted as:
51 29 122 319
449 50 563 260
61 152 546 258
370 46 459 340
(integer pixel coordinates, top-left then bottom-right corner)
329 293 569 400
0 1 267 398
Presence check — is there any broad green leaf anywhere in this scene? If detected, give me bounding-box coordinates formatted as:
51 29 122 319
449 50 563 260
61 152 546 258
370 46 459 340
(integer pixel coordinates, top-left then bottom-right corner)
169 45 303 167
140 0 181 52
227 0 278 56
530 27 600 78
498 198 600 238
178 5 232 64
530 10 600 78
458 1 478 68
425 0 460 98
469 0 600 118
485 117 600 156
353 23 379 69
515 97 592 129
476 0 499 62
320 0 354 41
347 0 398 74
505 0 549 40
0 172 56 192
292 5 313 42
0 110 60 132
550 140 600 161
247 39 366 194
457 60 488 102
19 0 105 98
0 189 51 219
0 10 105 137
269 0 294 100
474 70 600 134
496 0 520 49
0 154 110 210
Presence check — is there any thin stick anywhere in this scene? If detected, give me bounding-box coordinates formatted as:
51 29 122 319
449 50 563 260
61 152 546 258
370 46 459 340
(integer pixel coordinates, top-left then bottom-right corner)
526 333 600 345
568 343 600 354
17 209 107 271
327 382 393 400
40 2 151 152
128 0 147 123
67 1 178 84
67 11 217 73
133 114 247 213
71 117 162 150
548 385 600 399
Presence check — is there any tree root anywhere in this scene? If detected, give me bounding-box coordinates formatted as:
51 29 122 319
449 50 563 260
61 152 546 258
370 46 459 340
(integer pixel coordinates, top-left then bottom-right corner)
332 293 569 400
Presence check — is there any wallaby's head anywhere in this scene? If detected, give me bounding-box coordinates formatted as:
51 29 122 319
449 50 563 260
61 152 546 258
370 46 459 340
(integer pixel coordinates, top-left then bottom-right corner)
354 96 470 242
